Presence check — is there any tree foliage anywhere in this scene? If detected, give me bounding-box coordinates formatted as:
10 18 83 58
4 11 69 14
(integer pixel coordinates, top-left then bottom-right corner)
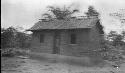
107 31 125 46
1 27 32 49
1 27 17 48
99 31 125 65
85 6 99 18
42 5 79 20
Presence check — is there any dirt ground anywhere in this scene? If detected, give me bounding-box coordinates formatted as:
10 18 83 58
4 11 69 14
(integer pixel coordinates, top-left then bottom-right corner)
1 56 125 73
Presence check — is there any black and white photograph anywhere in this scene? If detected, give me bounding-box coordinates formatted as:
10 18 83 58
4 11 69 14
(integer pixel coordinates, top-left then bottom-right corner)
1 0 125 73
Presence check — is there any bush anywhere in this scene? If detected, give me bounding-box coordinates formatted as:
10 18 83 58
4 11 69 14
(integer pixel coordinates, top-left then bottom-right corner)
99 40 125 61
1 48 27 57
1 48 16 57
98 44 125 67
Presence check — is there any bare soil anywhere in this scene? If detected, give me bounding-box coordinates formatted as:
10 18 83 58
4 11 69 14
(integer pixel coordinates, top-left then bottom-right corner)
1 56 125 73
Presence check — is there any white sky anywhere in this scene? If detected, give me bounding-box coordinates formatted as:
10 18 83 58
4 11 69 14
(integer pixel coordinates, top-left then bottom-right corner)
1 0 125 33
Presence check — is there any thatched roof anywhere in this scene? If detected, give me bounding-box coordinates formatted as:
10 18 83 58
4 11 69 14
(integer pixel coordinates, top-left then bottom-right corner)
28 18 99 31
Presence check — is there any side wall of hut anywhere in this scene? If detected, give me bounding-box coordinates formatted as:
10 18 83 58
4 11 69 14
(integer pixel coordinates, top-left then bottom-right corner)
59 27 102 57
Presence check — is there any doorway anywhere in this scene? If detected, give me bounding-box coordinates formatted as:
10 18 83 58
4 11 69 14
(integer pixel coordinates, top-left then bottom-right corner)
53 32 60 54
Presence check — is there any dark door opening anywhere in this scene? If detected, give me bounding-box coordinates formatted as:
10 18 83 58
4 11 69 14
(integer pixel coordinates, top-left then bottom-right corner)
53 32 60 54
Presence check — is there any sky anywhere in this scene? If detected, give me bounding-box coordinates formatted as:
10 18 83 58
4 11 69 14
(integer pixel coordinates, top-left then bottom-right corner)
1 0 125 33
